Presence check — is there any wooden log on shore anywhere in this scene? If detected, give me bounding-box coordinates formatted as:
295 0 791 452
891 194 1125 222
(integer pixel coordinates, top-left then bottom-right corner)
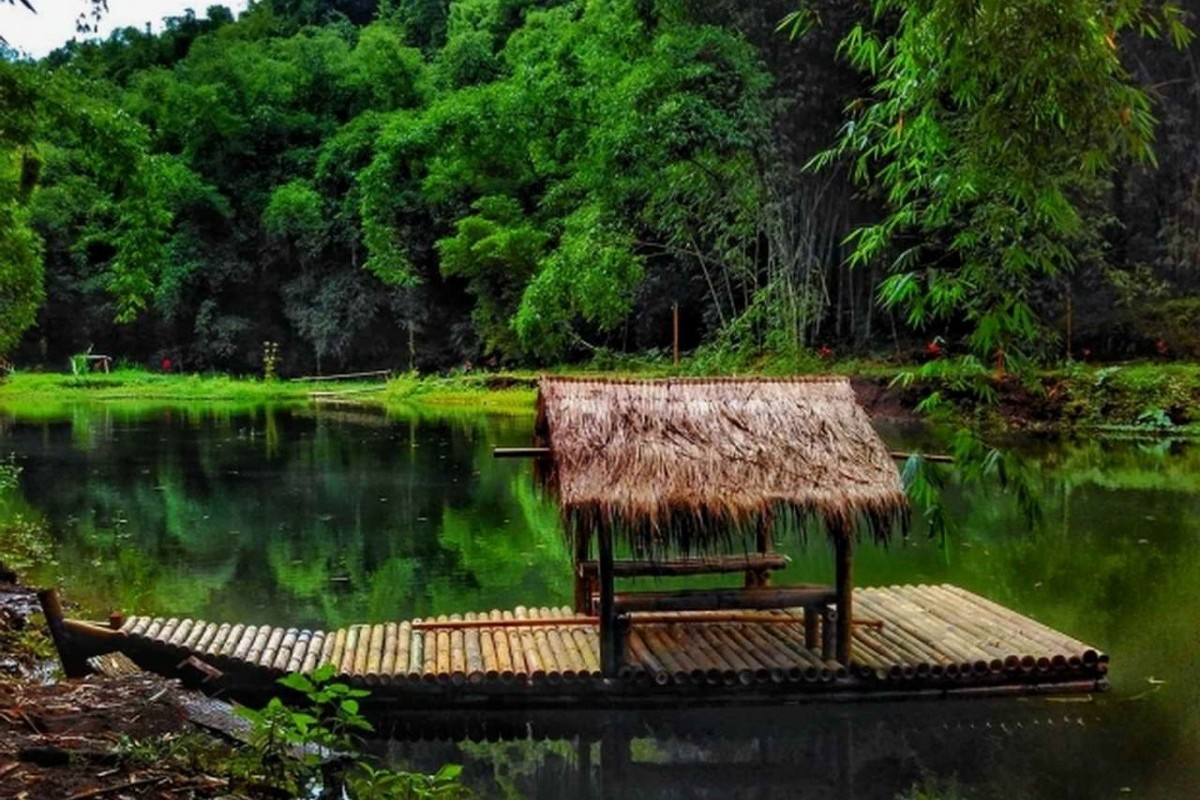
940 584 1101 666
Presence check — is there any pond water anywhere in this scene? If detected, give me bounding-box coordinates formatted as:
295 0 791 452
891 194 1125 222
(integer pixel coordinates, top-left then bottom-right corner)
1 403 1197 799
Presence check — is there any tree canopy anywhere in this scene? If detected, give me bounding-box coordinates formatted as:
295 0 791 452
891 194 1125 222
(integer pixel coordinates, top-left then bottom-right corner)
1 0 1197 372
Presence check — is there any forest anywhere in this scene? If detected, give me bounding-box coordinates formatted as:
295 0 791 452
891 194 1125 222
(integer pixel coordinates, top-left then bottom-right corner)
1 0 1198 376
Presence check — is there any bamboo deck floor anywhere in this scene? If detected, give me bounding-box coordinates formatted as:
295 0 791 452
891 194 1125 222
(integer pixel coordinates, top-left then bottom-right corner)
107 584 1107 705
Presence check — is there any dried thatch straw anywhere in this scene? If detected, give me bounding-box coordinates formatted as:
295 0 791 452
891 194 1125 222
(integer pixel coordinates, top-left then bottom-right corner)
535 376 907 556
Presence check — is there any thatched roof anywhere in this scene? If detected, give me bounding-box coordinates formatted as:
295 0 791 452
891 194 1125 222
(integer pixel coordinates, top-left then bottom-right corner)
535 376 907 555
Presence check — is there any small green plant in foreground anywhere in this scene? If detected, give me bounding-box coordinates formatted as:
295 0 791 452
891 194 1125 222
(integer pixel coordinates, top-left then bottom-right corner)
234 663 471 798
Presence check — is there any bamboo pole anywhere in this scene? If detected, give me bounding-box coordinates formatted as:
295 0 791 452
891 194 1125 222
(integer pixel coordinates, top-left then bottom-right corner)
232 625 258 661
338 627 359 676
625 630 670 685
275 628 299 673
531 609 563 683
193 623 219 657
287 631 311 674
435 615 452 683
449 614 467 685
658 624 712 683
640 626 692 684
514 607 547 682
205 623 231 656
543 608 579 680
181 620 209 650
220 624 245 658
854 594 964 676
693 625 754 685
406 619 424 680
364 624 384 678
740 624 807 682
941 584 1103 665
262 627 287 671
463 612 485 683
127 616 149 637
501 610 527 680
394 622 411 681
158 618 181 645
887 586 1018 672
301 632 325 674
320 629 339 671
874 589 1005 675
168 619 194 648
490 610 515 681
248 626 273 665
380 623 397 677
722 626 786 683
145 618 166 640
854 592 977 675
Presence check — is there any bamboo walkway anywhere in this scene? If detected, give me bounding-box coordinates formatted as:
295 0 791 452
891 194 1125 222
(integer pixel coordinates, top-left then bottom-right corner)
106 584 1106 703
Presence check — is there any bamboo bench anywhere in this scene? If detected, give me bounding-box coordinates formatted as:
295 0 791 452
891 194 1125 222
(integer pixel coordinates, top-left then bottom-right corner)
575 554 790 612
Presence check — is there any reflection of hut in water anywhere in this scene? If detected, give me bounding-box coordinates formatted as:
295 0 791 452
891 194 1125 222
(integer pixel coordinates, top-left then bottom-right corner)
43 376 1108 709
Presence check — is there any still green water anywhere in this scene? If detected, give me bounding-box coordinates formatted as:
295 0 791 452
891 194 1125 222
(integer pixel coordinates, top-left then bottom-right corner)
1 403 1197 799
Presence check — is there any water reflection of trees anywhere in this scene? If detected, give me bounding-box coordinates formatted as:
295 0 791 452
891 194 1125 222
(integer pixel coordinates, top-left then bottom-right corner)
6 405 568 628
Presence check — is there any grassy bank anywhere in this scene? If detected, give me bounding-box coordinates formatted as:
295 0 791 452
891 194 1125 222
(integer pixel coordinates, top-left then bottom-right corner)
2 360 1198 434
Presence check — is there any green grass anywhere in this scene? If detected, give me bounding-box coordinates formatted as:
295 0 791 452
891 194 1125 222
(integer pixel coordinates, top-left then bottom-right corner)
4 360 1199 433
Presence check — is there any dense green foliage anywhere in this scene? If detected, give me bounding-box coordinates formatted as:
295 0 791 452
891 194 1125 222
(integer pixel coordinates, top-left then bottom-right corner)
2 0 1198 373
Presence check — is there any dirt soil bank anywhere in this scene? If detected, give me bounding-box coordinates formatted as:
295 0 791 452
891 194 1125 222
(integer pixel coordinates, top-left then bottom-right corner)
0 579 260 800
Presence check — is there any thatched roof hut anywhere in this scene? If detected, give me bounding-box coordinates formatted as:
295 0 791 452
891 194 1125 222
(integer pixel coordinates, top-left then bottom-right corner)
535 376 907 555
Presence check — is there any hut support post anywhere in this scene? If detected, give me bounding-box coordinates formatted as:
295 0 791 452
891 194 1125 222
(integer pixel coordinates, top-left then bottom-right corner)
597 527 620 677
573 533 592 613
834 535 853 665
747 518 774 588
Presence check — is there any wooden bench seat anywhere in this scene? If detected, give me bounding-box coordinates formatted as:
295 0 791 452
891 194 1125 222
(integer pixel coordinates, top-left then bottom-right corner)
612 585 835 614
577 553 789 579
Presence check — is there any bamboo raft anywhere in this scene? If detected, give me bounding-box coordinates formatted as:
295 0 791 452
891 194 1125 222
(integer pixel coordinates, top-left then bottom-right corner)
49 584 1107 708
